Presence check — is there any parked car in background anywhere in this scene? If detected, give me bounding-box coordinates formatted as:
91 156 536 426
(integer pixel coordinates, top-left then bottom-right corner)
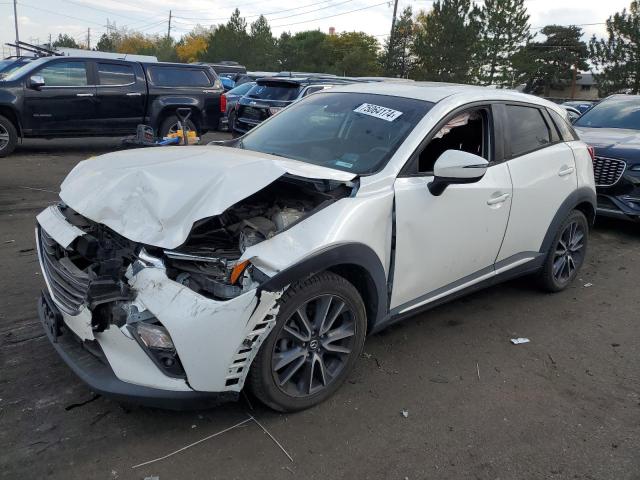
561 100 595 114
574 94 640 221
232 76 356 136
36 82 595 411
560 105 582 123
0 56 224 157
219 81 256 131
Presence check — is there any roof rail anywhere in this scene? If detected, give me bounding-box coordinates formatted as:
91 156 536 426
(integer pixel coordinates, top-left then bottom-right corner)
5 40 62 57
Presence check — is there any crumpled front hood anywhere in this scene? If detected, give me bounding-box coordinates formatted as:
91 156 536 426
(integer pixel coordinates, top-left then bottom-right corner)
60 145 355 249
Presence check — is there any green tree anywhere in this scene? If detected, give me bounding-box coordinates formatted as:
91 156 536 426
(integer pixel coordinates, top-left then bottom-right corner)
412 0 482 83
477 0 532 86
590 1 640 95
276 30 330 72
52 33 79 49
202 9 250 64
96 32 117 52
249 15 276 70
382 6 415 78
513 25 588 95
327 32 380 76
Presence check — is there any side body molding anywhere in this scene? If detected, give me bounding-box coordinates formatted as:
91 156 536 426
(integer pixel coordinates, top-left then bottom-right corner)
259 242 389 330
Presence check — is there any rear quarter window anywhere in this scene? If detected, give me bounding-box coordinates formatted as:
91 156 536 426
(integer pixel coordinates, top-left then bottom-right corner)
548 109 580 141
148 67 211 87
98 63 135 85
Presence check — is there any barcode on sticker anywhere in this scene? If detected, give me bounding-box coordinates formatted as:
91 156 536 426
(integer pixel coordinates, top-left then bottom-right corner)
354 103 403 122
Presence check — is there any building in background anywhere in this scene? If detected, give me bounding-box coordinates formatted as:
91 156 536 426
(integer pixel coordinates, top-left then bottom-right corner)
547 72 599 101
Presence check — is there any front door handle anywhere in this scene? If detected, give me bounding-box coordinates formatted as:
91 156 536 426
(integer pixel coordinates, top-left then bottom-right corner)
487 192 510 205
558 165 575 176
76 93 94 97
126 92 142 96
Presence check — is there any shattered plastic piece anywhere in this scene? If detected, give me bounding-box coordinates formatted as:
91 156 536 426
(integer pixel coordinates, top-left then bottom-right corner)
584 283 593 287
144 476 159 480
401 409 409 418
510 338 530 345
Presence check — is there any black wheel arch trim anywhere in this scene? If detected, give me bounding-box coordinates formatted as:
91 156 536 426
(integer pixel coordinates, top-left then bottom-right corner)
539 186 596 255
258 242 388 331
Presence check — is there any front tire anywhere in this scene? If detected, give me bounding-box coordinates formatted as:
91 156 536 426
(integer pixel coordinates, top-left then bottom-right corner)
539 209 589 292
248 272 367 412
0 115 18 157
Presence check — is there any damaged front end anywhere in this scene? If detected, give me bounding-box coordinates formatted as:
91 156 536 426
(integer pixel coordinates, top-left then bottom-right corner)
35 173 355 406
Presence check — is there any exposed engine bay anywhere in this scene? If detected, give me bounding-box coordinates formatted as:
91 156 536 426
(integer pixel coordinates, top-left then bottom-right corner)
164 176 354 300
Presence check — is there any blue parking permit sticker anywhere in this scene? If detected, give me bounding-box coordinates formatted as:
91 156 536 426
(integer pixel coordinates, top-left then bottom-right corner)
354 103 403 122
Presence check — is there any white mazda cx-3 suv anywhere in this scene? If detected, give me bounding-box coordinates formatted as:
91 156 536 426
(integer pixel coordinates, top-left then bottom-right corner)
36 83 596 411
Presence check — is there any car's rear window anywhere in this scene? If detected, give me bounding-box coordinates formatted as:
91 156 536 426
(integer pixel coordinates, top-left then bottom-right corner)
148 66 211 87
98 63 135 85
246 82 302 101
574 96 640 130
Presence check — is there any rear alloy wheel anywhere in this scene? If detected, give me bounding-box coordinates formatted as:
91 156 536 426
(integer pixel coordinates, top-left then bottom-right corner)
159 114 198 140
0 115 18 157
540 210 589 292
249 272 366 412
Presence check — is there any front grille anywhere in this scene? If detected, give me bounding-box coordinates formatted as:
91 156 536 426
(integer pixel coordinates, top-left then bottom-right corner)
593 156 626 187
38 227 89 315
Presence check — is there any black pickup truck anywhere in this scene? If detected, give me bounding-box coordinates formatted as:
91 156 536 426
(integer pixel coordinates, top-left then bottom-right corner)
0 56 224 156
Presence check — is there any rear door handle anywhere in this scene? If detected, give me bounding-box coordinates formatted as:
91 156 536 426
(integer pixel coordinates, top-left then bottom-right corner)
558 166 575 176
487 193 510 205
76 93 94 97
126 92 142 96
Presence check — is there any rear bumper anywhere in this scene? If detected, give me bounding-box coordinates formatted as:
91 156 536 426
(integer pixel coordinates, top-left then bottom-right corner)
38 291 238 410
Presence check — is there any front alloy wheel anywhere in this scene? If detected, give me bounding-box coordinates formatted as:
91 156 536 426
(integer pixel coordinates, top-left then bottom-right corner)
249 272 366 412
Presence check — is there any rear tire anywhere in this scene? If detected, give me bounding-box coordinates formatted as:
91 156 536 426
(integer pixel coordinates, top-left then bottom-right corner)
248 272 367 412
539 209 589 292
158 114 198 139
0 115 18 157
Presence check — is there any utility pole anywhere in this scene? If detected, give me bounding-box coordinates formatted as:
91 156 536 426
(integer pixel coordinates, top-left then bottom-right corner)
48 33 52 50
386 0 399 73
87 28 91 50
13 0 20 56
167 10 172 39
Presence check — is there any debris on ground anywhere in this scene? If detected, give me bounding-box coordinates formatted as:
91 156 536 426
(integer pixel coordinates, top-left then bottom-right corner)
510 338 530 345
401 409 409 418
3 240 15 244
144 476 159 480
584 283 593 288
476 362 480 381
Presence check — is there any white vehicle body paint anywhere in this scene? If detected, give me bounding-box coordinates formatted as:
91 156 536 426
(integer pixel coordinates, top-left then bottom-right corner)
35 81 596 407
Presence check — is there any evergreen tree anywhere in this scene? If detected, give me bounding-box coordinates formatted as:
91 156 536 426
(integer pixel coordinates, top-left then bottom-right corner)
512 25 588 96
327 32 380 76
202 9 250 64
249 15 276 70
96 33 116 52
412 0 482 83
52 34 79 49
382 6 415 78
477 0 532 86
590 1 640 95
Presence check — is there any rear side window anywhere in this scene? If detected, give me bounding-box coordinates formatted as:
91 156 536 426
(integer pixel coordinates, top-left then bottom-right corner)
38 61 87 87
149 67 211 87
506 105 551 157
98 63 135 85
246 83 301 101
548 109 579 141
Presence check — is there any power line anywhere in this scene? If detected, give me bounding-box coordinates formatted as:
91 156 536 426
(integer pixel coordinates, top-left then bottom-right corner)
57 0 162 25
174 0 352 22
271 1 389 29
18 1 108 27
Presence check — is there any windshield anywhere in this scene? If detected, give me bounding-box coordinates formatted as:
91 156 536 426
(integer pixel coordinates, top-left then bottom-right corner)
2 57 47 81
246 82 301 101
228 82 254 96
574 96 640 130
238 92 432 174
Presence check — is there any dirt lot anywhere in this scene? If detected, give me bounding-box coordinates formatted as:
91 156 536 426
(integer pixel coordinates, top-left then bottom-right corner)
1 136 639 480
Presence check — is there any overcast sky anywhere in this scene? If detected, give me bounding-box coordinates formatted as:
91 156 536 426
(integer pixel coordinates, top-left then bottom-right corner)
0 0 632 57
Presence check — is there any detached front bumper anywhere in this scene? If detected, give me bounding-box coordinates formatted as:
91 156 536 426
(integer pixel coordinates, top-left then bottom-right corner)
38 291 237 410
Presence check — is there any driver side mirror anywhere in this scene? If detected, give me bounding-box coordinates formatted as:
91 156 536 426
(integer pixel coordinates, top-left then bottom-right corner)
29 75 45 89
428 150 489 196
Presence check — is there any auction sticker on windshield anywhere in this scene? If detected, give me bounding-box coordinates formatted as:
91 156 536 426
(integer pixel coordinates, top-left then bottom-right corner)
354 103 403 122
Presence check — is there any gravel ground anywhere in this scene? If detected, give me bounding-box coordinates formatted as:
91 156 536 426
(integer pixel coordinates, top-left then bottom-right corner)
0 136 639 480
